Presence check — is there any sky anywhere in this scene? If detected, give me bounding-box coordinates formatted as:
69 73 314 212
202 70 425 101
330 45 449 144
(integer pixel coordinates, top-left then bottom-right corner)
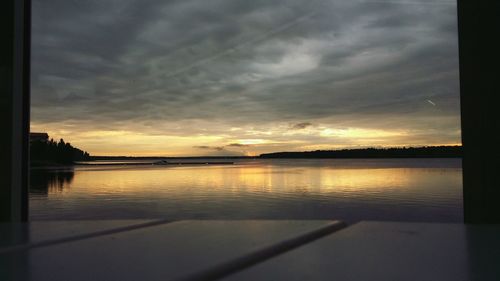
30 0 461 156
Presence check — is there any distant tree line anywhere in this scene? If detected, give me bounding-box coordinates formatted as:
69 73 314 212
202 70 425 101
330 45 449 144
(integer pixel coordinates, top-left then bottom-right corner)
30 138 90 165
259 146 462 159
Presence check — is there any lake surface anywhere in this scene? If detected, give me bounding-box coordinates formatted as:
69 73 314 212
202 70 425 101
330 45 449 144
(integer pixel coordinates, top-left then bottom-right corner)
29 158 463 223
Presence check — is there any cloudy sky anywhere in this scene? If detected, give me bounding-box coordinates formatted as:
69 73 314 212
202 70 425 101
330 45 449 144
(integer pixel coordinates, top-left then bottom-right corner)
31 0 461 156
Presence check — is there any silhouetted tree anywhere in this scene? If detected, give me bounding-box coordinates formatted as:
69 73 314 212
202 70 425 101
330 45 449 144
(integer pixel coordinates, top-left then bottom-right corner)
30 135 90 165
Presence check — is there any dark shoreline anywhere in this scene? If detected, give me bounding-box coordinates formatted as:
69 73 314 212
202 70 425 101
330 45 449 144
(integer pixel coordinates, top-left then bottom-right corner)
260 146 462 159
88 146 462 161
30 146 462 167
77 161 235 166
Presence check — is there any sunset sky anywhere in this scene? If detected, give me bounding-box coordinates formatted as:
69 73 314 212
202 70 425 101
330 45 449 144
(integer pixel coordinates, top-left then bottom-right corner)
30 0 461 156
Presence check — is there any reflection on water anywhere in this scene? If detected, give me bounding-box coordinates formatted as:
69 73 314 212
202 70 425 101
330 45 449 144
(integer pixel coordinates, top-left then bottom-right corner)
30 168 74 195
29 159 463 222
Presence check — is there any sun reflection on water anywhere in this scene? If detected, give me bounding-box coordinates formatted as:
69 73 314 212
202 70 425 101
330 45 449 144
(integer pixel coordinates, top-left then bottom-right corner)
30 159 463 222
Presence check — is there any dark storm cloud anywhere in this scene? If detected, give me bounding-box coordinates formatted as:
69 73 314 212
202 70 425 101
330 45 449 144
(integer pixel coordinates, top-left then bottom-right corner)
31 0 460 145
227 143 249 147
193 145 224 151
291 122 313 130
192 145 245 156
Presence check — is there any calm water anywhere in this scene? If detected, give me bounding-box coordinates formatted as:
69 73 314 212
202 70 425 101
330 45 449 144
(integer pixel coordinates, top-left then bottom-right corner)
29 158 463 222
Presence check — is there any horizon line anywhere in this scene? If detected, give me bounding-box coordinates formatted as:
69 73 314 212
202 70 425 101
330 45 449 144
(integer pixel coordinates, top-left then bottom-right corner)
89 145 462 158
